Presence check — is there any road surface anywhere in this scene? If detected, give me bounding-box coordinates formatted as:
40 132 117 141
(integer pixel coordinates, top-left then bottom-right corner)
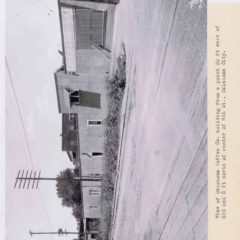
110 0 207 239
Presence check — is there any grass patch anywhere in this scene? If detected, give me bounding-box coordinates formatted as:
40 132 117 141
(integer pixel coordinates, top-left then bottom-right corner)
98 53 126 240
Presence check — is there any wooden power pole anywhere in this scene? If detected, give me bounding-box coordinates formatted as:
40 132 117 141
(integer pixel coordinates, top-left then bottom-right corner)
14 170 101 189
29 229 78 237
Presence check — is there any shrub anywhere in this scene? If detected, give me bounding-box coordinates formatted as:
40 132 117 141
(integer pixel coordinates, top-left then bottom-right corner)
99 53 126 239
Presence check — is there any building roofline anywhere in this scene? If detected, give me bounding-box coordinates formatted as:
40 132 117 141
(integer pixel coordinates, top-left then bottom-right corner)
54 69 62 113
60 2 83 9
58 0 67 73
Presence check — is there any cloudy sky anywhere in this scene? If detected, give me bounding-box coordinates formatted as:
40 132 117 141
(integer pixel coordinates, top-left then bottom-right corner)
5 0 77 240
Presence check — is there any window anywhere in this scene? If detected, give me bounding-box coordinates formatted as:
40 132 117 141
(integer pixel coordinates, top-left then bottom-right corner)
87 120 102 126
72 152 77 159
89 189 100 196
90 173 101 177
91 233 97 239
89 206 100 209
70 113 75 120
69 121 77 130
70 91 80 105
69 114 77 130
73 120 77 130
92 152 103 157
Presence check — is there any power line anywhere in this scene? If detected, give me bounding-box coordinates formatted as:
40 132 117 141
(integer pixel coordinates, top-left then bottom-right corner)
5 57 55 240
35 0 55 13
29 229 79 236
5 58 35 169
26 0 51 15
24 0 57 17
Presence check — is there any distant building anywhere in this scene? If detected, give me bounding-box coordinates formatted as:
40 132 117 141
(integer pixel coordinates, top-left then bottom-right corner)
55 0 117 236
62 113 79 166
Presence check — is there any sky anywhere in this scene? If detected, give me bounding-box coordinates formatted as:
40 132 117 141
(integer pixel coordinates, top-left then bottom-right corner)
5 0 78 240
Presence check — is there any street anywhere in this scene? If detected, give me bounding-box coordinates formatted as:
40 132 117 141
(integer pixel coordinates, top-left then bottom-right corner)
110 0 207 239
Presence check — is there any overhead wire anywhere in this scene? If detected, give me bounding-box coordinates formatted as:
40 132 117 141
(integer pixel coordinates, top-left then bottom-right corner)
35 0 55 13
24 0 58 17
5 57 56 240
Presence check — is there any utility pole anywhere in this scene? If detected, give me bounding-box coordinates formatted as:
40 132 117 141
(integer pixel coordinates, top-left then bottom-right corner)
14 170 101 189
29 229 99 238
29 229 78 237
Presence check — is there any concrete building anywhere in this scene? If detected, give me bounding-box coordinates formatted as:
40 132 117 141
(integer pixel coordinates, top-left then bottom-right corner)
55 1 117 238
55 68 108 166
58 0 116 73
55 61 107 228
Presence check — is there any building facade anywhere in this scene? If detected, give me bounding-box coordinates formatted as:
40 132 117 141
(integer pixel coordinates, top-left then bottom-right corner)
55 0 117 235
58 0 115 73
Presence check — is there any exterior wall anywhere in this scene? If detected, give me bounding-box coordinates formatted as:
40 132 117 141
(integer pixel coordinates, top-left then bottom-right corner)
82 185 102 218
57 0 116 221
80 155 103 218
80 154 104 176
76 49 110 74
56 70 106 219
55 70 107 160
78 111 106 155
60 5 111 74
55 70 108 115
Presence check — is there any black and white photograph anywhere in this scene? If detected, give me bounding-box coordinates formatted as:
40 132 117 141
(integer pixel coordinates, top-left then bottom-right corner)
4 0 208 240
